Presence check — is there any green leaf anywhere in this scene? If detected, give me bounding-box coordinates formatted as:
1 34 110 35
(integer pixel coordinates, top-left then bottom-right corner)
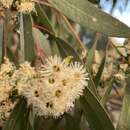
54 37 82 62
3 10 14 49
49 0 130 37
0 20 3 64
28 106 35 130
116 75 130 130
80 87 115 130
64 102 82 130
73 102 83 125
34 117 61 130
65 114 80 130
94 53 106 87
3 13 18 64
101 78 114 106
34 4 54 34
87 76 99 97
85 36 100 96
3 98 27 130
86 37 97 71
3 10 16 63
33 28 52 55
20 13 36 62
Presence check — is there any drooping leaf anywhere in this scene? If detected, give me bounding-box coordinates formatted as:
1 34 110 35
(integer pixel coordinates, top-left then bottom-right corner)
20 13 36 62
116 75 130 130
85 36 100 96
64 102 82 130
80 87 115 130
94 53 106 87
34 116 61 130
54 37 82 62
3 10 14 49
101 78 114 106
34 4 54 34
65 114 80 130
3 10 17 63
73 102 83 125
49 0 130 37
33 28 52 55
86 37 97 71
28 106 35 130
3 98 27 130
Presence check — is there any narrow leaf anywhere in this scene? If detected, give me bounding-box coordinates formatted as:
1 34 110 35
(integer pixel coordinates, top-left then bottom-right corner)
94 53 106 87
116 75 130 130
86 37 97 71
34 4 54 33
101 78 114 106
65 114 80 130
54 37 82 62
21 14 36 62
3 98 27 130
80 87 115 130
49 0 130 37
33 28 52 55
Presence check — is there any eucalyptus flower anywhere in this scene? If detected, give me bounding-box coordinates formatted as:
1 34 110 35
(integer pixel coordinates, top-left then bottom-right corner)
0 100 15 125
22 55 89 117
0 56 89 118
0 0 13 8
17 0 35 13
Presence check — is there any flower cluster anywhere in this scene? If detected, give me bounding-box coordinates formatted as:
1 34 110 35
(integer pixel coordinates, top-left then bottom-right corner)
0 58 16 124
0 55 89 120
17 0 35 13
0 58 16 102
0 0 35 13
19 55 89 117
0 100 15 125
0 0 13 8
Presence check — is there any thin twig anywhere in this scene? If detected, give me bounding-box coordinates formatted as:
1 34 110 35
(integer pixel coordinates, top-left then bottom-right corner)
33 24 54 35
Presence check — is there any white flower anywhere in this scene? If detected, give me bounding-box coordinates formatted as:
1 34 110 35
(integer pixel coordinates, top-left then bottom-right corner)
69 62 89 87
40 55 67 77
0 100 15 125
0 58 16 102
0 57 15 77
0 86 11 102
0 0 13 8
23 55 89 117
0 55 89 118
17 1 35 13
12 61 37 95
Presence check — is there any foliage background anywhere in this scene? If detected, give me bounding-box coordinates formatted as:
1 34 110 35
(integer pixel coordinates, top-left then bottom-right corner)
0 0 130 130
